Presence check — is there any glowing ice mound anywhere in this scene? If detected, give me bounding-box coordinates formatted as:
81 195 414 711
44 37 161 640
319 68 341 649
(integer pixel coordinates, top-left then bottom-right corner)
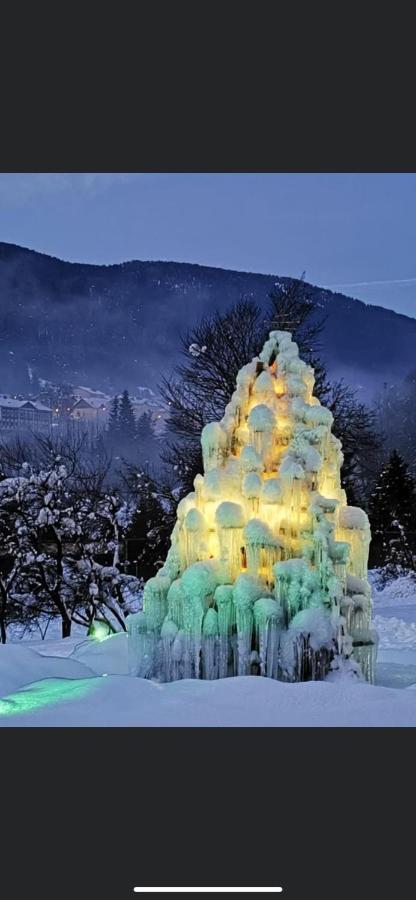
128 330 377 684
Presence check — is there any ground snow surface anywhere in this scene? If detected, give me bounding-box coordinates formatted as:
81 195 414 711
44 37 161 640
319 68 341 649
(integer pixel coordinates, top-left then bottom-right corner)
1 572 416 726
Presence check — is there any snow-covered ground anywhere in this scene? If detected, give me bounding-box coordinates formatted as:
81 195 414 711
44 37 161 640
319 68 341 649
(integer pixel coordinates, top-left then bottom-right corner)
370 572 416 691
1 571 416 726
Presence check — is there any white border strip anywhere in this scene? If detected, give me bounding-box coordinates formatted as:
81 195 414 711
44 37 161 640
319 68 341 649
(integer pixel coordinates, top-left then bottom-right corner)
133 889 283 894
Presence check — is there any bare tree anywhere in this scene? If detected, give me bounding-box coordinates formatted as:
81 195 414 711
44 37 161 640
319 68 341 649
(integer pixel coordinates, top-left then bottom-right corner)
269 274 326 355
161 299 266 430
159 280 381 503
160 299 266 491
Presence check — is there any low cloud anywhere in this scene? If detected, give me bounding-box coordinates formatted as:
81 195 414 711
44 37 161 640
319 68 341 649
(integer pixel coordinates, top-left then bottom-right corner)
0 173 143 207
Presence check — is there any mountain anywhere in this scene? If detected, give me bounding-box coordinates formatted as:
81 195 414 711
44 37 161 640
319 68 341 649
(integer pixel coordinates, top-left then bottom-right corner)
1 241 415 399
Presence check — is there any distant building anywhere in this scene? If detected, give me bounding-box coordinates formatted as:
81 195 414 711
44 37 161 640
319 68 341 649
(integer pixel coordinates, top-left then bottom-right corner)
69 398 109 424
69 385 168 433
0 397 52 432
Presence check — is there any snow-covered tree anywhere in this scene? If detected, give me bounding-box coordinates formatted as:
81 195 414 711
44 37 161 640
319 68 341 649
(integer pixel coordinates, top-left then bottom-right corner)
121 465 178 579
135 411 159 466
0 435 142 640
107 395 120 441
368 449 416 576
136 411 154 443
118 390 137 443
0 477 43 643
374 371 416 475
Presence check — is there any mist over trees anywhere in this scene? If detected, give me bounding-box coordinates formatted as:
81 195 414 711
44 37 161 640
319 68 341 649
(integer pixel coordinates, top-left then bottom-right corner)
105 389 161 469
374 370 416 475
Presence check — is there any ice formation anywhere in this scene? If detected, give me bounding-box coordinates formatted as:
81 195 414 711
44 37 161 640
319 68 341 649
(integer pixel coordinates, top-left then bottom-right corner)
128 330 377 684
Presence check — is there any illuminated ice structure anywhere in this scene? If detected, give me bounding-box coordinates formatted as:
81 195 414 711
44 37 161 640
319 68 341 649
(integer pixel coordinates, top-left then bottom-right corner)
128 331 377 684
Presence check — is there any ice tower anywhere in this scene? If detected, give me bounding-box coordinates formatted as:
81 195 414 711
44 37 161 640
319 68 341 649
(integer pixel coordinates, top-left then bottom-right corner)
127 331 377 683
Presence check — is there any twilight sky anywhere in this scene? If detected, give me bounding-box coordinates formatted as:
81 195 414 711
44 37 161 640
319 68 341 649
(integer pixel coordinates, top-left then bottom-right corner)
0 172 415 317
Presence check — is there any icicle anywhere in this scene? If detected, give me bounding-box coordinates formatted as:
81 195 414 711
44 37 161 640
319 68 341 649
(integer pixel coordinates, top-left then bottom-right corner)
160 619 178 682
242 472 262 516
273 558 308 625
248 404 276 464
143 575 171 632
215 584 234 678
201 422 228 470
235 604 253 675
166 578 185 629
194 473 204 507
215 501 245 581
351 630 378 684
243 518 282 585
253 598 282 677
259 477 284 531
126 612 156 678
336 507 371 579
327 537 349 588
202 608 219 679
176 492 197 523
181 592 204 680
181 561 219 678
232 573 265 675
288 607 336 681
171 629 185 681
183 507 208 567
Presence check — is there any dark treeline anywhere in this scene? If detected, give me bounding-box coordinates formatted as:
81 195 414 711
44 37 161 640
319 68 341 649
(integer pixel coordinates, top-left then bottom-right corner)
105 389 162 468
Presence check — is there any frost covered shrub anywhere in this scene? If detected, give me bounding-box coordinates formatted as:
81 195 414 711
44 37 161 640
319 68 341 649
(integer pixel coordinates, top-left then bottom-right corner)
0 437 142 640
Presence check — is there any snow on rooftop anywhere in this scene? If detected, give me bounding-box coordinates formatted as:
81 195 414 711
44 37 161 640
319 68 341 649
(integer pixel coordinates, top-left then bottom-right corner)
0 398 52 412
73 386 110 399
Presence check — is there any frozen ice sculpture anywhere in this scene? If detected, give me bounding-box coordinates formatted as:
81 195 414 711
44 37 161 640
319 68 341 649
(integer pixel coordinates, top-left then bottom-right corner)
127 331 377 683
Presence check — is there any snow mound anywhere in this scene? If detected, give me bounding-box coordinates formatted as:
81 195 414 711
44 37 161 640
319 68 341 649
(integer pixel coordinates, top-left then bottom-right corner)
2 674 416 727
0 643 95 698
373 615 416 650
70 633 129 675
371 572 416 607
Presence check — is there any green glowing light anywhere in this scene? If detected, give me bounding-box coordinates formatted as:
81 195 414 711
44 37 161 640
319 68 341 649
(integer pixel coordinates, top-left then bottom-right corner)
89 621 112 642
0 677 99 718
